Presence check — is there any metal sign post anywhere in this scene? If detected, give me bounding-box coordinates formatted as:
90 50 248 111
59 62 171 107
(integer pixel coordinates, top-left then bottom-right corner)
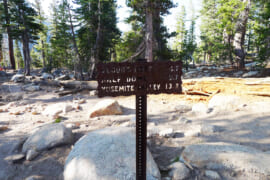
135 59 147 180
97 59 182 180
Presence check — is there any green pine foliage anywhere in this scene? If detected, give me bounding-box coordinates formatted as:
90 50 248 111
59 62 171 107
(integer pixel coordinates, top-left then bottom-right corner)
115 30 144 61
74 0 120 66
14 40 24 69
50 0 74 69
173 2 197 66
8 0 42 74
254 0 270 64
125 0 175 61
32 0 49 68
10 0 42 43
0 0 269 75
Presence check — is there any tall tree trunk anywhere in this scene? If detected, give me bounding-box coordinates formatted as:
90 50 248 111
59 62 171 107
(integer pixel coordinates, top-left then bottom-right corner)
90 0 102 79
247 28 251 52
223 30 234 66
203 52 206 64
0 40 3 63
152 0 161 61
145 0 153 62
228 35 234 66
233 0 251 69
20 7 31 75
41 40 46 67
36 1 46 68
22 33 31 75
3 0 16 69
67 3 83 80
266 33 270 61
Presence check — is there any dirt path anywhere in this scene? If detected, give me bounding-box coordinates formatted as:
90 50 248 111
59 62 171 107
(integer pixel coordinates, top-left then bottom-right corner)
1 77 270 179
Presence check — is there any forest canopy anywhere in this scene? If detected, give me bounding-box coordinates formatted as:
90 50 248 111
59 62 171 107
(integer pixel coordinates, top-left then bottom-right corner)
0 0 269 79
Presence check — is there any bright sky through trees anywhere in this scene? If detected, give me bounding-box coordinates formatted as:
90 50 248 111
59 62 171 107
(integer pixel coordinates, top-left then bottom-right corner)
3 0 269 73
28 0 202 35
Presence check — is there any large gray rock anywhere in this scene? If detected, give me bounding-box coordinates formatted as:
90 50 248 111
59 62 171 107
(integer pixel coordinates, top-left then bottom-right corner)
42 104 63 118
159 128 174 138
208 94 242 112
25 175 44 180
184 125 201 137
26 149 39 161
0 71 7 76
204 170 221 180
169 162 190 180
184 124 219 137
23 84 40 92
22 124 73 159
41 73 54 80
43 103 73 118
4 93 23 102
64 127 160 180
4 154 25 163
174 104 192 113
11 74 25 83
181 142 270 175
55 74 70 81
192 103 208 115
233 71 244 77
200 124 219 134
242 71 259 78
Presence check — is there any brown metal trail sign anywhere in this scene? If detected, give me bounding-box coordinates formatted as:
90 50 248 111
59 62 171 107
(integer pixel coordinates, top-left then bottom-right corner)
97 59 182 180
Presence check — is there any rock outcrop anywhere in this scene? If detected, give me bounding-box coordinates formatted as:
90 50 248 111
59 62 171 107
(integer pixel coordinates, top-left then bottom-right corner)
22 124 74 160
181 142 270 176
64 127 160 180
89 99 123 118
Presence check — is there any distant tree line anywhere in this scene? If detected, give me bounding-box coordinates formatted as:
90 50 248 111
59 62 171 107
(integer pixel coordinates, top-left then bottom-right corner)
196 0 270 69
0 0 269 78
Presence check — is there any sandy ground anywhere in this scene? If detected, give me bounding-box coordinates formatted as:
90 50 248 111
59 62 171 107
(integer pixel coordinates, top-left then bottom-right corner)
1 74 270 179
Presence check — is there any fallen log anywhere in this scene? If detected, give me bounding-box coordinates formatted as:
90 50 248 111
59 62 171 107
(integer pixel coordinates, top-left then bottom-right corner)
59 80 98 90
58 88 86 97
183 90 211 96
33 78 98 90
245 81 270 85
37 80 61 87
247 92 270 97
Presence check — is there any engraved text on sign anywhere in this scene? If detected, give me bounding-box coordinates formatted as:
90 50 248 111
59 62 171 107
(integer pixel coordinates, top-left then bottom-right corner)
97 61 182 97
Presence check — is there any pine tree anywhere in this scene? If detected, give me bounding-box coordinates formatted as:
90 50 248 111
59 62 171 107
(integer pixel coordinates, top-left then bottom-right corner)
33 0 48 68
66 0 83 80
115 30 144 62
74 0 120 78
200 0 222 63
126 0 175 62
254 0 270 64
233 0 251 69
200 0 245 66
217 0 243 65
0 33 3 64
173 5 186 53
0 3 3 64
186 2 197 66
50 0 73 69
14 40 23 68
2 0 16 69
10 0 42 75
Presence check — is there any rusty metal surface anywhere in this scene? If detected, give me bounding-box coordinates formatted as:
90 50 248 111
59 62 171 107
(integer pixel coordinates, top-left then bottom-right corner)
136 59 147 180
96 59 183 180
136 94 147 180
97 60 182 97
